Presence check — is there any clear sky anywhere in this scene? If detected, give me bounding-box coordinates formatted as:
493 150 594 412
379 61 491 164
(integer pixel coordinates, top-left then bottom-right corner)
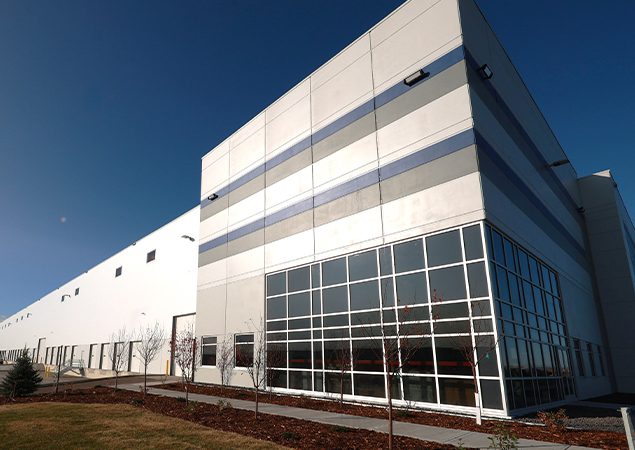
1 0 633 318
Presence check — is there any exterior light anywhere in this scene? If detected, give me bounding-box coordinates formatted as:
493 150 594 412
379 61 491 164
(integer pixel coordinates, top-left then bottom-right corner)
478 64 493 80
403 69 430 87
207 193 219 202
547 159 570 168
61 294 71 303
577 206 586 214
181 235 195 242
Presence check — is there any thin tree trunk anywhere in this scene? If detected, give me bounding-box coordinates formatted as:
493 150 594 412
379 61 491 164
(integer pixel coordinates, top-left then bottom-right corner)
471 364 481 426
387 373 393 450
143 365 147 396
255 386 259 419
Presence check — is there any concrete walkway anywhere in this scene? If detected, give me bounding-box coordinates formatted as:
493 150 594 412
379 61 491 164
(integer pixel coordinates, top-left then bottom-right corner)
120 382 598 450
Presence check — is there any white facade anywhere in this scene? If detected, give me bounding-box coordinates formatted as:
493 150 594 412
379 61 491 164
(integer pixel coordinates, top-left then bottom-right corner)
0 207 199 376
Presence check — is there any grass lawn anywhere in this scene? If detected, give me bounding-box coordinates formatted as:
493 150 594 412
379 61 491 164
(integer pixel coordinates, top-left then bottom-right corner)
0 402 288 449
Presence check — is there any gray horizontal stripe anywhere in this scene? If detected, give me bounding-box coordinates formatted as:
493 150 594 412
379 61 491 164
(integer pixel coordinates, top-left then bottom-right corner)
313 111 376 163
314 184 381 227
227 229 264 258
200 195 228 222
199 128 476 259
198 243 227 267
265 210 314 245
229 173 265 207
200 45 465 211
266 147 313 187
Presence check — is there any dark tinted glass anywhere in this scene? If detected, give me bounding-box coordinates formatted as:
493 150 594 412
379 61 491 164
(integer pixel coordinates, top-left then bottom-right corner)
426 230 462 267
288 318 311 329
381 278 394 307
480 379 503 409
313 342 322 369
429 266 467 301
267 296 286 320
348 250 377 281
403 376 436 403
322 286 348 314
352 339 383 371
402 338 434 374
270 370 287 388
311 290 321 315
311 264 321 288
379 246 393 275
350 280 380 311
267 272 286 296
467 262 488 298
432 302 469 320
267 320 286 331
434 320 470 334
462 225 483 260
439 378 476 406
314 372 323 391
396 272 428 305
354 374 385 398
267 343 287 368
324 341 350 370
325 372 351 395
288 266 310 292
323 314 349 328
289 370 312 390
476 336 499 376
350 310 380 326
491 230 505 264
288 342 311 369
322 257 347 286
288 292 310 317
435 336 472 375
393 239 425 273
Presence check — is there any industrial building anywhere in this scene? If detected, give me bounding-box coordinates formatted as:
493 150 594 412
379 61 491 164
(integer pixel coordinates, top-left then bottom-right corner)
2 0 634 418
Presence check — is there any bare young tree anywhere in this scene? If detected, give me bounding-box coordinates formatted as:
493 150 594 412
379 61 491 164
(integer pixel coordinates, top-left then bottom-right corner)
265 342 285 398
356 303 427 450
244 318 266 419
432 293 500 425
171 323 197 405
216 335 235 387
108 327 132 389
324 330 359 407
137 321 166 395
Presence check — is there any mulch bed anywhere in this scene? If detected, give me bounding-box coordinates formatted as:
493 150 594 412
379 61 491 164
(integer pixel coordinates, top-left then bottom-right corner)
0 387 458 450
160 382 628 449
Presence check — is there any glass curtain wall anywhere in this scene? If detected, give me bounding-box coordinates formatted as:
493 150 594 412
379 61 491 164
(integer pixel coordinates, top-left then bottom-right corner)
485 225 575 412
265 223 506 412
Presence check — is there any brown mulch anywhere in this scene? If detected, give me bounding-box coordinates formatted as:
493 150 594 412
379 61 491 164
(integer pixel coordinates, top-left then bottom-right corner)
160 382 627 450
0 387 459 450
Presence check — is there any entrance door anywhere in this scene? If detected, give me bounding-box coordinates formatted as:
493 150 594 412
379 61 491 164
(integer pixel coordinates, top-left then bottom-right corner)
100 343 110 370
128 341 142 373
170 313 196 377
88 344 97 368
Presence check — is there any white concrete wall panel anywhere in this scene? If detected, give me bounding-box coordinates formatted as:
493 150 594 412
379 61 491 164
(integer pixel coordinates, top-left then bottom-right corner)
314 207 383 255
370 0 462 93
201 149 230 200
226 190 265 231
229 121 265 182
199 208 229 243
264 229 315 272
377 86 473 164
265 166 313 212
265 80 311 158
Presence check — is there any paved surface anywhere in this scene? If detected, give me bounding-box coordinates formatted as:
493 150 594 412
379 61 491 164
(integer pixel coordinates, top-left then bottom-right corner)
119 382 599 450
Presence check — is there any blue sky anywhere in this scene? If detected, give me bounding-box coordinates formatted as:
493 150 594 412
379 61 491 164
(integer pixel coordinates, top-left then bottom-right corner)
1 0 633 318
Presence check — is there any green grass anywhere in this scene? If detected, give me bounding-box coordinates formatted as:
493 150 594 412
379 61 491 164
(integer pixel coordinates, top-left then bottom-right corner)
0 402 287 449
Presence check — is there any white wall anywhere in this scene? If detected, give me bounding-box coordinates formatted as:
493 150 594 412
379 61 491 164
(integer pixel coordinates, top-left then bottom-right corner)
0 207 200 376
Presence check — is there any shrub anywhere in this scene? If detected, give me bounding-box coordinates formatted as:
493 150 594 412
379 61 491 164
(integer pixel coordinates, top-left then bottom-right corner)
537 409 568 433
1 349 42 398
332 425 353 433
488 423 519 450
216 399 232 411
131 398 144 406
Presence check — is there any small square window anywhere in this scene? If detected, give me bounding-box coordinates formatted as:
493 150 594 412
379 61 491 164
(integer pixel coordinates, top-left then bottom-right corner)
146 250 156 263
115 266 122 277
75 288 80 296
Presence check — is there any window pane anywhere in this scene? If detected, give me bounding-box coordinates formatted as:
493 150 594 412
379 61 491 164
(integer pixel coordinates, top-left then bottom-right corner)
352 339 383 372
426 230 462 267
350 310 381 326
269 370 287 388
289 370 312 390
312 290 321 315
322 257 347 286
396 272 428 305
379 246 393 275
267 272 286 296
348 250 377 281
313 342 322 369
467 262 488 298
394 239 425 273
350 280 380 311
322 286 348 314
429 266 467 301
354 374 386 398
399 305 429 322
481 379 503 409
402 337 434 374
314 372 323 391
202 344 216 366
288 318 311 329
325 372 351 395
311 264 321 288
403 376 436 403
439 378 475 406
288 266 310 292
324 341 350 370
323 314 349 328
434 320 470 334
288 292 310 317
463 225 484 260
476 335 499 376
491 230 505 265
267 343 287 368
381 278 395 307
267 296 286 320
435 336 472 375
432 302 469 320
267 320 286 331
288 342 311 369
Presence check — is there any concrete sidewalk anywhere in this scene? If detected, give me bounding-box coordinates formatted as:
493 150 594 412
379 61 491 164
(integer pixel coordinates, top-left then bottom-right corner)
121 382 598 450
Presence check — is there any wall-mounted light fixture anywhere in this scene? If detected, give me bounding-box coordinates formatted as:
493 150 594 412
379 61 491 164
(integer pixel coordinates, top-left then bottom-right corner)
207 193 219 202
547 159 570 168
61 294 71 303
577 206 586 214
181 235 195 242
478 64 493 80
404 69 430 87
